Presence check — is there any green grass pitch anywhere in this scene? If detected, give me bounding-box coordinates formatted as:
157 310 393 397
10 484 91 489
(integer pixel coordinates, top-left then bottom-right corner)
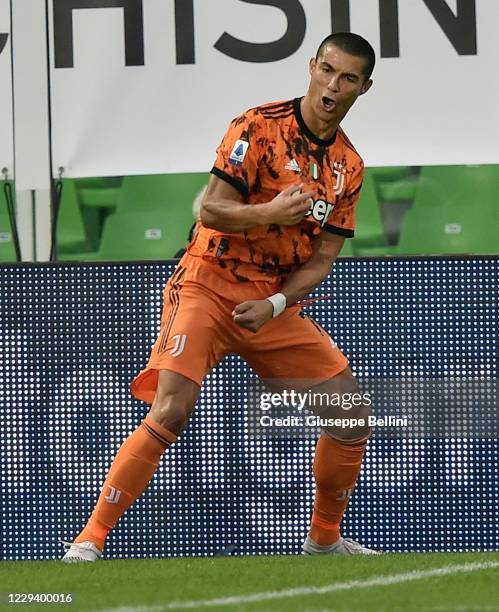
1 552 498 611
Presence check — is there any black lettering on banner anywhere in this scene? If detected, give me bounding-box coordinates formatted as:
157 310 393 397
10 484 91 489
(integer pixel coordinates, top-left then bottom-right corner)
53 0 144 68
214 0 306 63
330 0 350 33
175 0 195 64
422 0 477 55
330 0 401 58
379 0 399 58
379 0 477 58
0 33 8 56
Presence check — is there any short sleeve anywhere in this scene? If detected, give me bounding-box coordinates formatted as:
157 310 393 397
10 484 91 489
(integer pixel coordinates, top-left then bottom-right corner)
322 161 364 238
211 109 261 199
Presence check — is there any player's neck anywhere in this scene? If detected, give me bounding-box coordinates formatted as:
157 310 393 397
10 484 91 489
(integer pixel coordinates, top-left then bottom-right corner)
300 96 340 142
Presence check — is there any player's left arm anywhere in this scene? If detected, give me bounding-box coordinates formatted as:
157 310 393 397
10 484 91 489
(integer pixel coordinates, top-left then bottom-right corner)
232 231 344 333
234 158 363 333
279 231 345 304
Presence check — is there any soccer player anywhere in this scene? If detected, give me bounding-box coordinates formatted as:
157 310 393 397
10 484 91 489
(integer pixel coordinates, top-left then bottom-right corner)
62 32 379 562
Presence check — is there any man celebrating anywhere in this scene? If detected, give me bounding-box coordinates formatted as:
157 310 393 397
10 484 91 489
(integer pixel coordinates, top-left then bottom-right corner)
63 32 379 561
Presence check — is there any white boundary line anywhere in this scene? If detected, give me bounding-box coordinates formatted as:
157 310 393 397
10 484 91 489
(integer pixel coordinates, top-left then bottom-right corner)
99 561 499 612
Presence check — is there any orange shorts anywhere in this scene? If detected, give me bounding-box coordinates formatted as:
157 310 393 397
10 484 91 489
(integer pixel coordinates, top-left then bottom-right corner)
131 254 348 403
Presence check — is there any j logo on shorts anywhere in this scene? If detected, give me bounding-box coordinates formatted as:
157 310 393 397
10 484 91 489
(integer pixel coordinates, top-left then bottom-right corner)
169 334 187 357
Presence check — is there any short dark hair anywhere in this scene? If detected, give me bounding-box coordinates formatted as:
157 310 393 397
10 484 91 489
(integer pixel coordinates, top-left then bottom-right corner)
316 32 376 79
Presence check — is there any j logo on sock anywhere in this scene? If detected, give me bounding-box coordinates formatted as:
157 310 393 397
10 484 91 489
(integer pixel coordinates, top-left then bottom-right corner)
104 486 122 504
336 488 354 501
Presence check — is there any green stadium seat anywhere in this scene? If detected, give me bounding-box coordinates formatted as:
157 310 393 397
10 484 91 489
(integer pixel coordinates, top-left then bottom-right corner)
117 173 209 214
56 179 90 254
353 244 398 257
415 165 499 213
353 169 387 247
75 177 122 189
377 177 419 201
78 186 121 210
75 176 122 211
112 174 208 254
0 213 17 262
396 204 499 255
0 184 17 262
369 166 412 181
394 165 499 255
87 211 191 261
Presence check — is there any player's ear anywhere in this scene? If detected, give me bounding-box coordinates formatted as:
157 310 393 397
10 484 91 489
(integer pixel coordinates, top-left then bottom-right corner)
359 78 373 95
309 57 317 75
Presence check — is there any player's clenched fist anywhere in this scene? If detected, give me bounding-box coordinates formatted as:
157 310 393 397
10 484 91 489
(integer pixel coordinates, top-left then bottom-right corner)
266 184 317 226
232 300 274 333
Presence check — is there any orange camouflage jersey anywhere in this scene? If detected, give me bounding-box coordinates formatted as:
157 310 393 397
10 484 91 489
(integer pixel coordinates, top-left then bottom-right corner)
188 98 364 282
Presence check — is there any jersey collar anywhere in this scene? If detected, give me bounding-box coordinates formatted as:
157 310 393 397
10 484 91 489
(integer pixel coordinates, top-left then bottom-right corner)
293 97 337 147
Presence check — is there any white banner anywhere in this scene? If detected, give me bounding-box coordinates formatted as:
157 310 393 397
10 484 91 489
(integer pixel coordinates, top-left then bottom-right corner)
0 0 13 178
49 0 499 178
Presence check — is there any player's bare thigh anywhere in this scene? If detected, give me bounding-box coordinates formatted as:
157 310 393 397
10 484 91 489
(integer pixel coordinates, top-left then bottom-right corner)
307 365 373 441
148 369 200 435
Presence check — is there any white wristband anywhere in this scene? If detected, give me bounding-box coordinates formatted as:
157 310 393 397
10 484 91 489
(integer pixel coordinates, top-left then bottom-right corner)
266 292 287 318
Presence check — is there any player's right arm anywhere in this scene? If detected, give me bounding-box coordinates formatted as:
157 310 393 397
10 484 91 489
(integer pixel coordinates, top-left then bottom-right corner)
202 107 316 232
200 177 315 233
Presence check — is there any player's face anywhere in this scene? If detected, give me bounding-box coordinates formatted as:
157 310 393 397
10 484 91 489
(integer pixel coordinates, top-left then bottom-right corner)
307 44 372 124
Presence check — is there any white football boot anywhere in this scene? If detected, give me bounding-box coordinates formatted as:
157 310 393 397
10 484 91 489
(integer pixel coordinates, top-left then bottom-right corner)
61 540 102 563
302 535 381 555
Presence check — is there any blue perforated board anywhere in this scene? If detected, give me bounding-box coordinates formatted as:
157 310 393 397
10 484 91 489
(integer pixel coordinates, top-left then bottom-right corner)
0 257 497 559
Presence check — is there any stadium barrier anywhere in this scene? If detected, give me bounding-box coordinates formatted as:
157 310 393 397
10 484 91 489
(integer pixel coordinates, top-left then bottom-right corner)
0 256 497 559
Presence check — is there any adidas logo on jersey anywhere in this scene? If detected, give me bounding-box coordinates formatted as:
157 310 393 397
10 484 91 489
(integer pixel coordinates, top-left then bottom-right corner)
285 158 301 172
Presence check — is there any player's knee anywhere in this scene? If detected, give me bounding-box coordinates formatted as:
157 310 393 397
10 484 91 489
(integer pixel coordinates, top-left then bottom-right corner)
149 370 199 434
311 367 373 442
320 400 373 442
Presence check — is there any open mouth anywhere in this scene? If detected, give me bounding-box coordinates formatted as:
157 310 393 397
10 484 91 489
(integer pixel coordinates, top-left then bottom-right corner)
322 96 336 112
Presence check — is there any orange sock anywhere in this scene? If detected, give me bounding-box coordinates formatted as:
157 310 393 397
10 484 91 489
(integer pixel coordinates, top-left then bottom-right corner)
75 415 176 551
309 434 367 546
